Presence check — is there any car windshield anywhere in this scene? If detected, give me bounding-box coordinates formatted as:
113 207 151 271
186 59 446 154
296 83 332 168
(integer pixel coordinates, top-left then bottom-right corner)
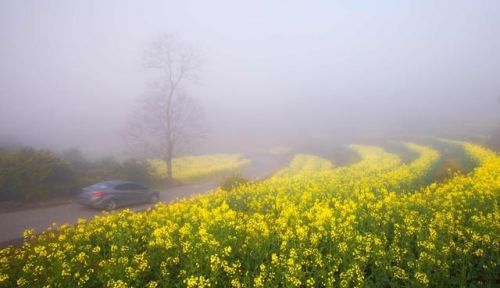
84 182 115 190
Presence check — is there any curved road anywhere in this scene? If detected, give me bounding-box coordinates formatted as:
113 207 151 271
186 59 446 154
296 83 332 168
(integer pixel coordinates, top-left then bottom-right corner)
0 154 287 247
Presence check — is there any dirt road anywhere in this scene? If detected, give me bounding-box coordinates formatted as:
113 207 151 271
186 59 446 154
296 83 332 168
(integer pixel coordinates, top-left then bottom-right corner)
0 154 287 247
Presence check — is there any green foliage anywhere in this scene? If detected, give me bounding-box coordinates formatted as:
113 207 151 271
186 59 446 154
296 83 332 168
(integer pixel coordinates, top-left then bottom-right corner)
118 159 152 185
0 148 72 201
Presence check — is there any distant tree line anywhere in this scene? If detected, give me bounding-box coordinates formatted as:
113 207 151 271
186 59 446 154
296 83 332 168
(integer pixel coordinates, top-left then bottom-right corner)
0 147 152 202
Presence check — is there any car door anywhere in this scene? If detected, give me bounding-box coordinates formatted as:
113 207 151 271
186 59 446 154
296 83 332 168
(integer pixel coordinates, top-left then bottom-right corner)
114 183 137 205
127 183 149 203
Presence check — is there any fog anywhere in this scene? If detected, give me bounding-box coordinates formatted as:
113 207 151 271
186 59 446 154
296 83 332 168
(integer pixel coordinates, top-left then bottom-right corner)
1 0 499 156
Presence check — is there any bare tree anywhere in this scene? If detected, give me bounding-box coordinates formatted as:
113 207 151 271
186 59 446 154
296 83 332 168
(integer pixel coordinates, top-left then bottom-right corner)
126 35 203 182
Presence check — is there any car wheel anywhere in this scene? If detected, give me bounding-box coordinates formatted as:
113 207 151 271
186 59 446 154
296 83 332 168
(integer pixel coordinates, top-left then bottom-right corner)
105 199 117 211
149 194 159 204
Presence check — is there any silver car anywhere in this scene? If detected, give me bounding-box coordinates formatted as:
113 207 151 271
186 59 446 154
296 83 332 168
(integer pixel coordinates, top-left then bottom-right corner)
77 180 159 210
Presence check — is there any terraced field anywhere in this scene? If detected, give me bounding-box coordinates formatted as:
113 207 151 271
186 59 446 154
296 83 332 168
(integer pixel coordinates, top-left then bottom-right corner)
0 141 498 287
147 154 251 183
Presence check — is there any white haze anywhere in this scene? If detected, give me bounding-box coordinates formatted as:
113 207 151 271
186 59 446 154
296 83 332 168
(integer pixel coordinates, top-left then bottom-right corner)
1 0 499 156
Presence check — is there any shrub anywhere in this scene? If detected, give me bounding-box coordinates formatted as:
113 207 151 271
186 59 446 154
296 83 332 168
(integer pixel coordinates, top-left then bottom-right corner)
118 159 152 185
0 148 72 201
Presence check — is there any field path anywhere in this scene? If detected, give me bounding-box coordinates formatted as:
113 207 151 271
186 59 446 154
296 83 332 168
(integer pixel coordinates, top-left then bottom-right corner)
0 153 287 247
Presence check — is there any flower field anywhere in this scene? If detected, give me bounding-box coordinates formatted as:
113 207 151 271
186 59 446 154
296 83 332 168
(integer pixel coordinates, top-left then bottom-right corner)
147 154 251 183
0 141 499 287
274 154 334 177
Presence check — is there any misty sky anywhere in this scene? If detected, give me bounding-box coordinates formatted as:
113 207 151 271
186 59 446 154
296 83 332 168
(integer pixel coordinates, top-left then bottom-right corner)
1 0 499 155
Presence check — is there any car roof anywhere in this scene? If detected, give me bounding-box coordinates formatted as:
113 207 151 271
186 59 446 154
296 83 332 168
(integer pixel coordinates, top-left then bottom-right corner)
100 180 147 187
100 180 130 185
85 180 147 189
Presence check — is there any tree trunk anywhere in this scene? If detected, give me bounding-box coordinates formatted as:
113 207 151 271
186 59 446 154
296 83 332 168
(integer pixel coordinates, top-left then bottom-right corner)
165 155 173 185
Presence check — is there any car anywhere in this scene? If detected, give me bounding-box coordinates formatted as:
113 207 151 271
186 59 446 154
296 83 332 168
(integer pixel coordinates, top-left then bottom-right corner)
77 180 160 210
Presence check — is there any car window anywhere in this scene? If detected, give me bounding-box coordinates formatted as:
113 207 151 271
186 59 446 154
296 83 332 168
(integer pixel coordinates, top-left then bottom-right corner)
115 183 134 191
129 184 147 190
85 182 114 190
115 183 147 191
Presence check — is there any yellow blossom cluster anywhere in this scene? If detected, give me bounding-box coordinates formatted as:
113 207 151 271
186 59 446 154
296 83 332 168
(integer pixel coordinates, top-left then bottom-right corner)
275 154 334 177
